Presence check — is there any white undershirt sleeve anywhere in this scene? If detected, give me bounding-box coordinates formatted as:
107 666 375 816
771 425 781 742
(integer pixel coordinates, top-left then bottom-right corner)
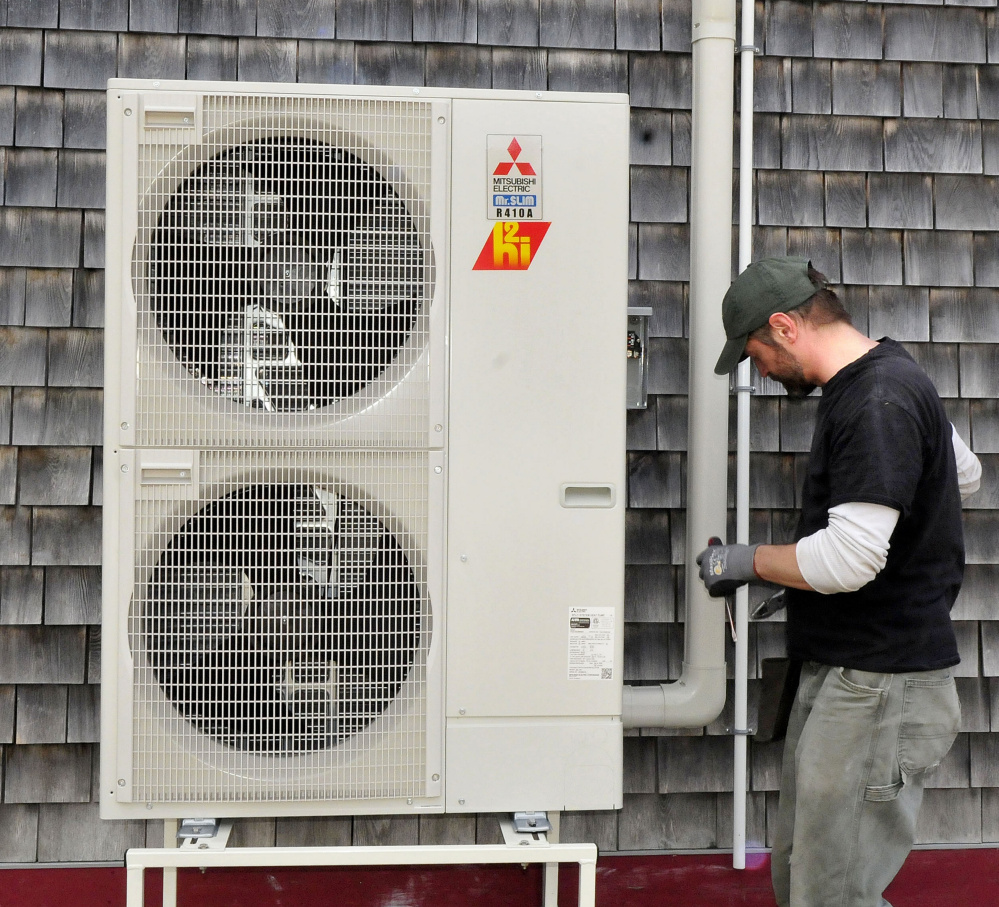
795 502 900 594
952 424 982 500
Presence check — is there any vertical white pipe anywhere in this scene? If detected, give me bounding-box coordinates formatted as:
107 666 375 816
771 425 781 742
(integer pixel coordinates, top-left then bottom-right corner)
685 0 737 715
622 0 736 731
733 0 757 872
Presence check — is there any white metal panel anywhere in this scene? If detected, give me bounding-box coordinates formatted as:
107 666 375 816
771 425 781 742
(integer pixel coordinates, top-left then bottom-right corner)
444 97 629 728
444 719 622 813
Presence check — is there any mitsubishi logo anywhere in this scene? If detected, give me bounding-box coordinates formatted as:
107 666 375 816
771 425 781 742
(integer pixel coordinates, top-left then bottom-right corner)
492 138 537 176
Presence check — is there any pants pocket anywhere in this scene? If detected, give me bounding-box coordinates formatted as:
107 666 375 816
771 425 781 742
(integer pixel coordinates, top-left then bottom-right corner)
897 674 960 775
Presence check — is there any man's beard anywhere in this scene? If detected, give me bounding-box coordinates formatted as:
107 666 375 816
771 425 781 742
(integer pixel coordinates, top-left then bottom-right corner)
769 345 817 399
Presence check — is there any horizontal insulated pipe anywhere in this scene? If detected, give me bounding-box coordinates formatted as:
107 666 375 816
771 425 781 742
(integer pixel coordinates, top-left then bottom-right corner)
623 0 736 731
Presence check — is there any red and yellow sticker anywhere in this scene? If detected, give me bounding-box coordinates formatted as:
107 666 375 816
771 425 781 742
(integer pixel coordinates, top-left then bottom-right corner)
473 221 551 271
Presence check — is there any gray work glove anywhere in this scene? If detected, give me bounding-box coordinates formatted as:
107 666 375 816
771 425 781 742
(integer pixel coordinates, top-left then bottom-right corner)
695 538 760 598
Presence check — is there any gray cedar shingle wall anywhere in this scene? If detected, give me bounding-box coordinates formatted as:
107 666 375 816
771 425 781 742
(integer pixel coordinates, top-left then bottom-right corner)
0 0 998 864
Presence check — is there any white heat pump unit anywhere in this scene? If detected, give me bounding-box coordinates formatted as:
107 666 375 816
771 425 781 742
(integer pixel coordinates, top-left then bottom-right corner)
102 80 629 820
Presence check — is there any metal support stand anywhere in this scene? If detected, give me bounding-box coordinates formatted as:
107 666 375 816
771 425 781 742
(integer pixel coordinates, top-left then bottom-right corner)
499 812 561 907
128 820 596 907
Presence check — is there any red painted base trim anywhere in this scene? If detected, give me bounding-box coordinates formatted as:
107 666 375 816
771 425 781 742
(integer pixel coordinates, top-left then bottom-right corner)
3 848 998 907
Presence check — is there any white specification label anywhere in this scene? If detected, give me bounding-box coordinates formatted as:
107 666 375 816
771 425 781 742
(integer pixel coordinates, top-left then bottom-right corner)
568 607 615 680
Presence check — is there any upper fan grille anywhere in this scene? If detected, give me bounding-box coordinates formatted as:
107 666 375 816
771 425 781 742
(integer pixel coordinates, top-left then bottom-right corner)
131 96 435 449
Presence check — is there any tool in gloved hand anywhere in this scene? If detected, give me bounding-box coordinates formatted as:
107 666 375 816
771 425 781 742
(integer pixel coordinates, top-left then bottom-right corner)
751 588 787 620
695 537 760 598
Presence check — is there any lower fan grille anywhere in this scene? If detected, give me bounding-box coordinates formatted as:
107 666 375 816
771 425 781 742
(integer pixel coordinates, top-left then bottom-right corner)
128 452 430 803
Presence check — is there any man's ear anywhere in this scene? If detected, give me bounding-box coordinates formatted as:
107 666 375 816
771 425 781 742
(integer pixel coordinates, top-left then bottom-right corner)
767 311 798 344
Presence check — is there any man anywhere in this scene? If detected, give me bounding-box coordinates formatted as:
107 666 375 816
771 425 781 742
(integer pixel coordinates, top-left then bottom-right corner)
696 257 981 907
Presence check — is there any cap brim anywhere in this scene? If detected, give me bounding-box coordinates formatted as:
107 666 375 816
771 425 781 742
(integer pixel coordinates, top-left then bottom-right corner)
714 333 748 375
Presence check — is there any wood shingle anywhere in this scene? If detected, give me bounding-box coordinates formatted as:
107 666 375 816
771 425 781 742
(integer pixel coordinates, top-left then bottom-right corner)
944 65 980 120
185 36 240 82
117 35 187 82
548 49 627 94
17 448 92 506
4 150 57 208
0 209 81 269
15 685 67 745
885 118 982 174
62 91 105 151
628 54 692 111
43 566 100 625
782 114 883 172
937 175 999 231
354 43 425 86
0 30 44 87
30 505 101 566
13 88 63 148
824 172 866 228
25 270 74 327
129 0 181 35
0 566 43 624
616 0 661 52
6 0 58 29
630 166 688 224
66 684 98 744
904 230 975 287
335 0 413 42
831 61 901 118
841 228 904 286
42 32 118 91
0 328 47 386
178 0 256 37
426 45 491 89
754 57 791 114
0 88 13 147
930 288 999 342
490 47 546 91
414 0 476 44
813 2 882 61
476 0 539 47
884 6 987 65
36 802 145 861
656 394 688 451
55 151 105 211
0 626 86 683
868 173 933 230
257 0 336 40
756 170 825 228
0 447 15 505
237 37 298 82
902 63 944 119
0 506 31 566
0 804 39 862
540 0 614 50
765 0 813 59
59 0 129 32
11 388 103 446
791 59 831 115
868 286 930 342
297 39 355 84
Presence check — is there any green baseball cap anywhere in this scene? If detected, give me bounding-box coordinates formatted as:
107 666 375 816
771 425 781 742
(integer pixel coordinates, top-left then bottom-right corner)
714 256 823 375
